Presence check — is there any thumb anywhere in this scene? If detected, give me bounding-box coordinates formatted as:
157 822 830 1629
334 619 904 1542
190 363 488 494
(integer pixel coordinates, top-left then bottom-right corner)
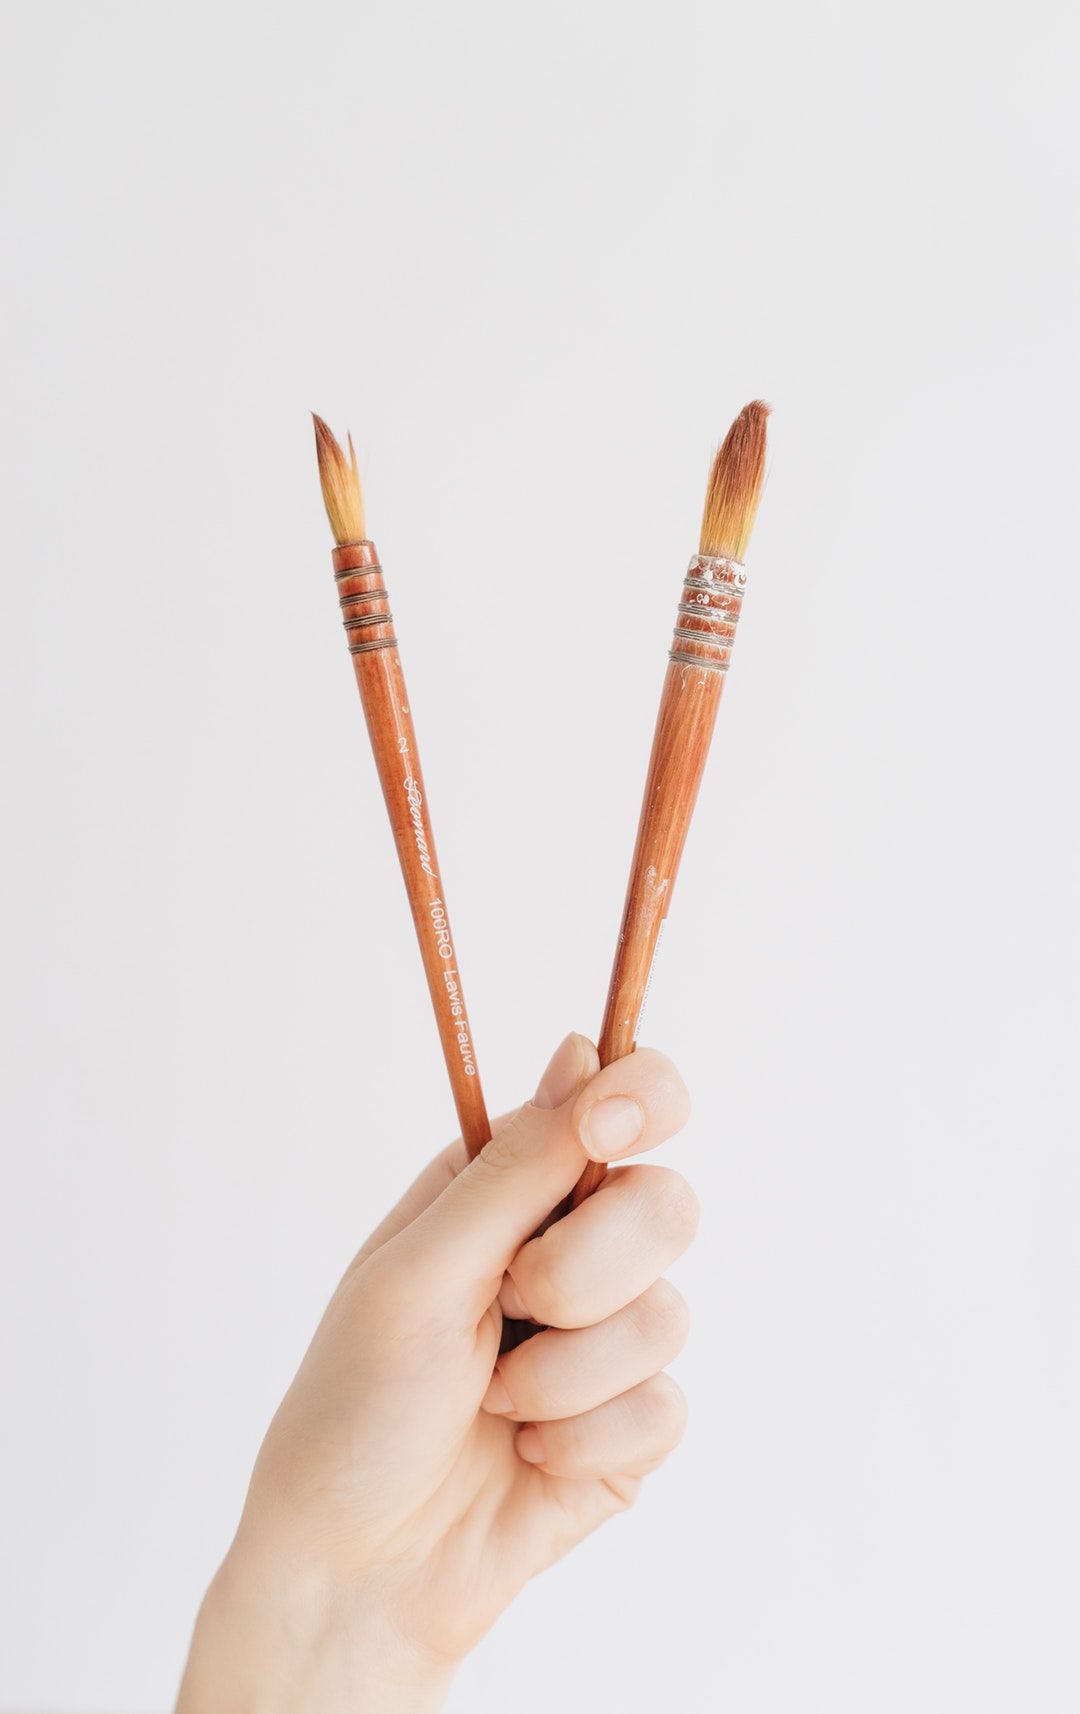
393 1033 599 1317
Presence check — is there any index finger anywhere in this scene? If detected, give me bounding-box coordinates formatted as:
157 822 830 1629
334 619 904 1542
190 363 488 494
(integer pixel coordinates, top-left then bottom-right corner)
348 1104 521 1273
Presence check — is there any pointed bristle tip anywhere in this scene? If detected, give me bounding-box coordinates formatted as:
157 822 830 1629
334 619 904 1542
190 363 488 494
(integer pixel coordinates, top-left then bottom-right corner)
312 413 366 545
699 400 770 560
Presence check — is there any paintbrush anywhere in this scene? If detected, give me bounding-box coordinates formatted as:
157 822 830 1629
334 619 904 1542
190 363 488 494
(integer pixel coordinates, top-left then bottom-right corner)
572 401 769 1205
313 416 490 1157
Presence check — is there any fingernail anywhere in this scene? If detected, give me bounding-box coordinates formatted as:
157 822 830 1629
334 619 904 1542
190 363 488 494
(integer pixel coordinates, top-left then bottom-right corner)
580 1095 645 1159
516 1425 544 1464
481 1365 514 1415
534 1033 584 1110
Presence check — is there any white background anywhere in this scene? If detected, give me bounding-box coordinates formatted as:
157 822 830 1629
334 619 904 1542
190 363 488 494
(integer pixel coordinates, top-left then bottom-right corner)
2 1 1077 1709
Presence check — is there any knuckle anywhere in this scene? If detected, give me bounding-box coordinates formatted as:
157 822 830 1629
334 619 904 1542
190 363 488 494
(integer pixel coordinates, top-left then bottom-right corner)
513 1237 576 1329
565 1409 594 1462
477 1107 534 1173
503 1343 564 1420
338 1252 427 1354
631 1279 690 1352
635 1048 692 1125
602 1473 642 1511
523 1367 566 1421
644 1372 689 1447
353 1247 410 1322
649 1169 700 1250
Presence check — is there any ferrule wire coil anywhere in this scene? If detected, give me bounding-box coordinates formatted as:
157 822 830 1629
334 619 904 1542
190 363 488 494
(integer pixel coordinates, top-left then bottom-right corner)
332 549 398 656
668 553 747 673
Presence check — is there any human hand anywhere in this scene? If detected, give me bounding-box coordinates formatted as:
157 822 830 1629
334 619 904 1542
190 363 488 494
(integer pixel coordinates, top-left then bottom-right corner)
176 1034 696 1713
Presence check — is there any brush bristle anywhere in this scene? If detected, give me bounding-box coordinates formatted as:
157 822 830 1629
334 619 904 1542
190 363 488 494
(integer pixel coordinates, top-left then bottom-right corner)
312 414 366 545
699 400 770 560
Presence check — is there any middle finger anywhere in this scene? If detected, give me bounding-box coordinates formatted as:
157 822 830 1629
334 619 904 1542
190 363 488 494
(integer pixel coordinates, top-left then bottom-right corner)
482 1278 689 1421
506 1164 699 1329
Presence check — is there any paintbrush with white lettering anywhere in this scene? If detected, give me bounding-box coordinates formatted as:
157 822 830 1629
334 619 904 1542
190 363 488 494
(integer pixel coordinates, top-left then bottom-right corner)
572 400 770 1205
313 415 490 1156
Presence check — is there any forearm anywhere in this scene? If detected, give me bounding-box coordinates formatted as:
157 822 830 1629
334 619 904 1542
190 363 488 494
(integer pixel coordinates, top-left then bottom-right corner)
175 1547 454 1714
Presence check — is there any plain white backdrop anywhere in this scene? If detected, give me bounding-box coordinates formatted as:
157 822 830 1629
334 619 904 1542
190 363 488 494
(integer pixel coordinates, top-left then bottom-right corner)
2 0 1077 1708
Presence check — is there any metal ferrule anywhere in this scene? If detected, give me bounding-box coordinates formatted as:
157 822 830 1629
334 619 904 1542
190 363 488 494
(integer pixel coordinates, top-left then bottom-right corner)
668 553 747 673
332 543 398 655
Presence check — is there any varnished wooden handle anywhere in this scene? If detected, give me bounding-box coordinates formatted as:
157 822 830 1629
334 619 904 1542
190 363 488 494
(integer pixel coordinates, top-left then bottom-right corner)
572 556 745 1204
333 541 490 1157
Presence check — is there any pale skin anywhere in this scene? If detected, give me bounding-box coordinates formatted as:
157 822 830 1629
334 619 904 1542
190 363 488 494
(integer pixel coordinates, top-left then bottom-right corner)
176 1033 697 1712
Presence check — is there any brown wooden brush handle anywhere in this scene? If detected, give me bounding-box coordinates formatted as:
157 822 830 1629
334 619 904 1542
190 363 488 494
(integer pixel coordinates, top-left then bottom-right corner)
333 540 490 1158
572 554 748 1205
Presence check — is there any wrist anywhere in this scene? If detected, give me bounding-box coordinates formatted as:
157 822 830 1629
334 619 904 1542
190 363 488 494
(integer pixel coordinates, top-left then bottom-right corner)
176 1539 454 1714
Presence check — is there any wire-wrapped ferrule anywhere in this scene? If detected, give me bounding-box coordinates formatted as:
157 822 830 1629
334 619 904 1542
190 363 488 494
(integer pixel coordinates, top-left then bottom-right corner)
332 540 397 654
667 552 747 673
